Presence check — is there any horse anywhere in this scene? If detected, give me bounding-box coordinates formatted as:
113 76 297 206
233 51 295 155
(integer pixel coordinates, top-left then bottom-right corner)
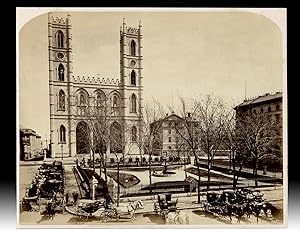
222 202 235 222
45 199 56 220
164 210 191 225
251 202 266 223
235 203 245 223
114 200 144 222
243 202 254 218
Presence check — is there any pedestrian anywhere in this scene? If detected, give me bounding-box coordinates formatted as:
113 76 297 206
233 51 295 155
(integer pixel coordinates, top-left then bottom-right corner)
65 192 69 205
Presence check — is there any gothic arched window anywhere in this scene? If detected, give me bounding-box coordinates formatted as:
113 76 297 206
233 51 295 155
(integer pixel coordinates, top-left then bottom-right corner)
132 126 137 142
58 90 65 111
113 95 118 108
130 40 136 56
111 95 119 115
57 31 64 48
78 93 87 115
131 94 137 113
131 70 136 86
59 125 66 143
80 93 86 105
96 95 102 107
58 64 65 81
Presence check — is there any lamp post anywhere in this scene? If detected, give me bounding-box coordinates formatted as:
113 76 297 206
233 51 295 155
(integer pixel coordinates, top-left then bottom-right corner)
61 144 63 161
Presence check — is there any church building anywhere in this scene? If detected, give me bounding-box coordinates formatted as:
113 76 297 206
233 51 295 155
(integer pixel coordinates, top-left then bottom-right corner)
48 13 143 159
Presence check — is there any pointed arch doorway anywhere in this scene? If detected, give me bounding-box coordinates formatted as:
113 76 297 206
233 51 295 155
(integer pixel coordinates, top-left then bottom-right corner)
76 121 90 154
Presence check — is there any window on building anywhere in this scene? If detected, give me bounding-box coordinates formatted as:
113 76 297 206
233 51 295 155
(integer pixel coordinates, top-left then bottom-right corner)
169 137 171 142
59 125 66 143
112 95 118 108
260 108 264 113
111 95 118 115
80 93 86 105
168 146 172 150
57 31 64 48
58 90 65 111
169 129 171 134
276 105 280 111
58 64 65 81
131 70 136 86
96 94 102 107
268 106 271 112
131 94 137 113
253 109 257 114
169 122 172 127
78 93 87 115
132 126 137 142
130 40 136 56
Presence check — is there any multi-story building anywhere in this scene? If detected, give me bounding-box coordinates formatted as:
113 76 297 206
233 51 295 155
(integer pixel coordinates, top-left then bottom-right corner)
234 92 283 167
20 128 43 160
48 13 143 158
150 113 199 158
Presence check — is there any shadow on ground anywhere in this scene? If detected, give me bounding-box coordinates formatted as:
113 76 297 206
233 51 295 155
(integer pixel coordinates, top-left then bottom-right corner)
192 210 232 224
143 213 165 224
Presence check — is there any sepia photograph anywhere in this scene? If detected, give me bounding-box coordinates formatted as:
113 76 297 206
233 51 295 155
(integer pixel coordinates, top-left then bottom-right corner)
17 8 287 228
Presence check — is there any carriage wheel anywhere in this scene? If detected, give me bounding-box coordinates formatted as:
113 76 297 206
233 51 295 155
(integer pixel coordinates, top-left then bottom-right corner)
108 208 119 222
100 211 109 223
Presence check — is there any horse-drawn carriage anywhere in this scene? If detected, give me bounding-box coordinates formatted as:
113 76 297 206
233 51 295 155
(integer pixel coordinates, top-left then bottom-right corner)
65 198 144 223
152 193 191 224
20 185 40 212
201 188 281 223
20 160 65 216
154 193 178 217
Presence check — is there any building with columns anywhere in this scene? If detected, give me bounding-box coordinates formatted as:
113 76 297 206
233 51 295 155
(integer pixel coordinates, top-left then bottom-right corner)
48 13 143 159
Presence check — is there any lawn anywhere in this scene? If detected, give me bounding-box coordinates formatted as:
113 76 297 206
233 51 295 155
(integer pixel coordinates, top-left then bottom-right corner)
107 171 140 188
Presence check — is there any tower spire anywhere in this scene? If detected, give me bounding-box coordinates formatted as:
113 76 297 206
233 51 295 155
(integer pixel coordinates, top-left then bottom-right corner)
122 18 126 32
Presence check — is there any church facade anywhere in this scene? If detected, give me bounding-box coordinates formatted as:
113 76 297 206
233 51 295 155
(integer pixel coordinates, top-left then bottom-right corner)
48 13 143 158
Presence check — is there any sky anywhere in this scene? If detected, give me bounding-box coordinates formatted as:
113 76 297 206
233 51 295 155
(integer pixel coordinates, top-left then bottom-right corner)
18 9 285 141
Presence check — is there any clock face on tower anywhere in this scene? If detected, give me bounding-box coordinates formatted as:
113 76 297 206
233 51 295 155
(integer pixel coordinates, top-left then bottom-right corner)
57 52 65 60
130 60 136 67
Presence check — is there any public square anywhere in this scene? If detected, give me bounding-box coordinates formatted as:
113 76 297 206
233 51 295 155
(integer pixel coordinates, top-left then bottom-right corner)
18 10 286 228
18 161 284 226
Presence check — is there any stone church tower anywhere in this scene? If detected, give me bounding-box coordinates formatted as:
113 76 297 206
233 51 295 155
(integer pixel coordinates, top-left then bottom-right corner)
48 13 143 159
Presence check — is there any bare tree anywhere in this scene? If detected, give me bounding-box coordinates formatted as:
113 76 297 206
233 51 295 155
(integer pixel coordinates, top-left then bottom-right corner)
109 120 134 206
221 106 243 190
195 94 230 189
73 94 111 180
174 97 202 203
137 100 165 192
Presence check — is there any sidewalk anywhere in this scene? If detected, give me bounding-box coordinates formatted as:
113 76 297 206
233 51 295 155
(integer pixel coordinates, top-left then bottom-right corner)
19 157 76 166
197 161 283 185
